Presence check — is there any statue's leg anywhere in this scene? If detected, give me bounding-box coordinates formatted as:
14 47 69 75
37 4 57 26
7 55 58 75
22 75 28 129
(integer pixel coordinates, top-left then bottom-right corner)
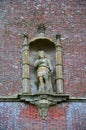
44 75 53 93
38 76 44 92
44 75 50 92
48 77 53 92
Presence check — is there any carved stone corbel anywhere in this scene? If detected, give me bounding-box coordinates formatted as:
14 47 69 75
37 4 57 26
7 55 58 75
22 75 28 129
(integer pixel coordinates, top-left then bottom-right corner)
18 93 69 119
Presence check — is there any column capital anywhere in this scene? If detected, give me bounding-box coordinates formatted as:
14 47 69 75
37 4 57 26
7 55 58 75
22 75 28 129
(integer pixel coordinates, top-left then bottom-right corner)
22 33 29 46
55 34 62 48
23 32 28 38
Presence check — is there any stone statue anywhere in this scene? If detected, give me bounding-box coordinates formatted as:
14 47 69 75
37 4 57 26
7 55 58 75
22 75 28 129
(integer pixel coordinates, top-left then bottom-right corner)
34 50 53 93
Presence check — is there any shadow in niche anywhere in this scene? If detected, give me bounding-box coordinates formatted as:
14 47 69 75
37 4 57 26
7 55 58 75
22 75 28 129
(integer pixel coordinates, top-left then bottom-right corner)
29 38 56 94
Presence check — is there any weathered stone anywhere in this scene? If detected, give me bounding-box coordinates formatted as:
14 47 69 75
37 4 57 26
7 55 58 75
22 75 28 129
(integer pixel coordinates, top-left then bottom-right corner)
22 35 30 94
34 50 53 93
55 34 64 93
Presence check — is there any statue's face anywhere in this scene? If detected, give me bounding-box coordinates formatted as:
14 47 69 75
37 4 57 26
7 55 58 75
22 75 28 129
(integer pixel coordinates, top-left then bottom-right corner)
39 51 45 58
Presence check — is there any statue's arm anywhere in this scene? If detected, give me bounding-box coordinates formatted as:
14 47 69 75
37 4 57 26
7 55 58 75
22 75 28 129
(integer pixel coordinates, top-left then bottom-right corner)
34 60 39 67
47 59 53 72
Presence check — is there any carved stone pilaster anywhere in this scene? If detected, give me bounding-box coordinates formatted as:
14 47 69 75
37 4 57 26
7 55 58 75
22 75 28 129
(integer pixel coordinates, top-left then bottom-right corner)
22 33 30 93
55 34 64 93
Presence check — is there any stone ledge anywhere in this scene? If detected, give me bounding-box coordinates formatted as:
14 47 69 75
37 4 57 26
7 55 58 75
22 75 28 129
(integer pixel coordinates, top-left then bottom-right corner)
0 94 86 102
18 93 69 102
0 95 86 102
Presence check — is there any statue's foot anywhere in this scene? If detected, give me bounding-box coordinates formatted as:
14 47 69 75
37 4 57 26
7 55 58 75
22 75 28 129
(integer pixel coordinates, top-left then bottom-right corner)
46 90 54 94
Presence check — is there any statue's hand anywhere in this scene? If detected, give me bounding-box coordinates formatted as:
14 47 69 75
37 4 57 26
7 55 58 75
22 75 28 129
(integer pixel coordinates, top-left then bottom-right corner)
50 70 53 75
51 70 53 74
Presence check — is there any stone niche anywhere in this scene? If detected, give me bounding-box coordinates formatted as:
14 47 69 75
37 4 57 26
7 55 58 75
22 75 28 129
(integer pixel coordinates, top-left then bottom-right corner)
29 38 56 94
19 24 69 119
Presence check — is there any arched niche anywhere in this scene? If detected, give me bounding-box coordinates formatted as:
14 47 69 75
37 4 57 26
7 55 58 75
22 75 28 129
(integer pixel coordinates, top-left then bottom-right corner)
29 38 56 94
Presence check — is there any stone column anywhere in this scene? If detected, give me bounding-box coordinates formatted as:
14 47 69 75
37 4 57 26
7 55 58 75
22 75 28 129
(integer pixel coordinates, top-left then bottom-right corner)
22 34 30 93
55 34 63 93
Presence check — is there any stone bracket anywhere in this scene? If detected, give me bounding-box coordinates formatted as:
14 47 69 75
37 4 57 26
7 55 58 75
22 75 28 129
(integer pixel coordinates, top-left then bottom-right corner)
18 93 69 119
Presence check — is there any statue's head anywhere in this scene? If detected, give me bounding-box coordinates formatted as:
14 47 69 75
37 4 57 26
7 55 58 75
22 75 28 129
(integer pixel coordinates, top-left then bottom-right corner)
39 50 45 58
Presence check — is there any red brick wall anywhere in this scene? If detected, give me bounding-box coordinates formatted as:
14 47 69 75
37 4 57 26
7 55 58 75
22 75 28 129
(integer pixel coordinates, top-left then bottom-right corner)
0 1 86 130
0 102 86 130
0 0 86 97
